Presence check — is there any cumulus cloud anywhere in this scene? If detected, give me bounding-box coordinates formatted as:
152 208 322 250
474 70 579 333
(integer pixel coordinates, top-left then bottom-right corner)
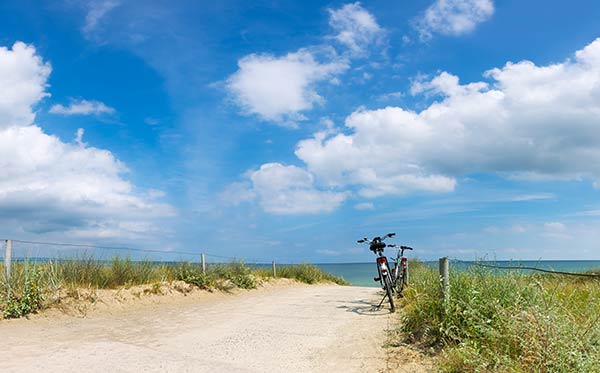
223 163 347 214
328 2 384 56
225 3 386 125
226 50 347 124
0 42 51 128
0 41 173 238
414 0 494 39
50 99 116 116
295 38 600 197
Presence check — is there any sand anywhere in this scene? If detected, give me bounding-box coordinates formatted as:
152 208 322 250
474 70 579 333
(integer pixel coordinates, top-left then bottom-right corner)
0 281 430 372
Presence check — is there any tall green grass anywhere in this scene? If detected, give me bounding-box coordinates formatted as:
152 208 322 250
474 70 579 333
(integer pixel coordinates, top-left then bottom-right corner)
398 262 600 372
255 263 348 285
0 258 346 319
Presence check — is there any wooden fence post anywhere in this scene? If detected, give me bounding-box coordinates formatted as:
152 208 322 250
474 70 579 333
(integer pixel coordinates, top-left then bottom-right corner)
5 239 11 281
439 256 449 302
201 253 206 274
272 261 276 278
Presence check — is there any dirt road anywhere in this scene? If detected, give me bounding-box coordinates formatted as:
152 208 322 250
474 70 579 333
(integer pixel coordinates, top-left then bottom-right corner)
0 283 410 372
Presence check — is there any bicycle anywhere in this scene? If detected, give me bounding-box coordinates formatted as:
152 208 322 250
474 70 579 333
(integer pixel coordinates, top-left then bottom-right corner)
387 244 413 297
357 233 396 313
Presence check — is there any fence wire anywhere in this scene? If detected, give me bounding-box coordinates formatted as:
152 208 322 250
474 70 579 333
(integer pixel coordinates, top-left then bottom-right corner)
1 238 277 265
452 258 600 278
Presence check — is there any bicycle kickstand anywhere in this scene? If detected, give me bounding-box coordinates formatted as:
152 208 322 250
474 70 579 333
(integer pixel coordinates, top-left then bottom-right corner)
375 292 388 309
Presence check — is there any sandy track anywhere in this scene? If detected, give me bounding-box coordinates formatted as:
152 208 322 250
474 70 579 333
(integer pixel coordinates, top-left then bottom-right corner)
0 283 403 372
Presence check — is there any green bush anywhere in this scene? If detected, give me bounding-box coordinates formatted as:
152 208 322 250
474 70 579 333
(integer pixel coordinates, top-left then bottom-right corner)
398 263 600 372
211 261 257 289
173 262 211 289
2 264 43 319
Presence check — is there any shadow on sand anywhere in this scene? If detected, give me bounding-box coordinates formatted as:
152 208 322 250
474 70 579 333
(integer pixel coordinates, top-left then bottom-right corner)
334 295 393 316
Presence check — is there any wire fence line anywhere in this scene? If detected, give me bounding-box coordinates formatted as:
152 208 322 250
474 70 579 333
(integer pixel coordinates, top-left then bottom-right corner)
451 258 600 279
1 238 278 265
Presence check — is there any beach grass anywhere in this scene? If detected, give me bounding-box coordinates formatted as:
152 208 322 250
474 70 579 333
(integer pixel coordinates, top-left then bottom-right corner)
0 258 346 319
255 263 348 285
395 261 600 372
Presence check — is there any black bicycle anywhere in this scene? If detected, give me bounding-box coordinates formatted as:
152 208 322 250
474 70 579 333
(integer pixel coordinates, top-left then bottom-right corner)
357 233 397 312
387 244 413 297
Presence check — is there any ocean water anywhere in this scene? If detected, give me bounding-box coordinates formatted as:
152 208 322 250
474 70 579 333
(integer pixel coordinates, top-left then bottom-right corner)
316 260 600 287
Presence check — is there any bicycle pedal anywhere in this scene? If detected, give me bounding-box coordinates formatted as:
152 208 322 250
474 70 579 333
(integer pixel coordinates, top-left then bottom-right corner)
373 276 381 282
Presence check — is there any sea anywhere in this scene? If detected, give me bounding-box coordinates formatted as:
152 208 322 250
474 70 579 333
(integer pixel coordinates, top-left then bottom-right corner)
315 261 600 287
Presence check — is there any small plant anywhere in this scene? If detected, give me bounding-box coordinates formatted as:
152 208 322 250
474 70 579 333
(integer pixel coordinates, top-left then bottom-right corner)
174 262 211 289
3 265 43 319
218 261 257 289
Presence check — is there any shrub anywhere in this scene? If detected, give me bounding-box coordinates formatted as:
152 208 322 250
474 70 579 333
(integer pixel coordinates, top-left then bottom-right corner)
2 264 43 319
211 261 257 289
173 262 211 289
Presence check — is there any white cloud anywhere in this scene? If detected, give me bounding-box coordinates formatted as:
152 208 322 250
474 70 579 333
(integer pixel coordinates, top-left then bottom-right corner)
574 209 600 217
328 2 384 56
317 249 341 256
543 221 571 239
0 42 51 128
50 99 116 116
354 202 374 210
376 91 404 102
83 0 121 35
295 38 600 196
224 163 347 214
224 3 386 125
544 222 566 231
510 193 554 202
414 0 494 39
225 49 347 124
0 41 173 238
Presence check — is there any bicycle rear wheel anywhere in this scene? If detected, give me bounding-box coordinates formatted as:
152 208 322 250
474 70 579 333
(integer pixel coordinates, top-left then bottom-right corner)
384 275 395 312
396 263 409 297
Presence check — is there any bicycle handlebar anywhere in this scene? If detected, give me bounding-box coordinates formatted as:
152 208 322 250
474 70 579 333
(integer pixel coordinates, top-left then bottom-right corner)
385 244 414 250
357 233 395 245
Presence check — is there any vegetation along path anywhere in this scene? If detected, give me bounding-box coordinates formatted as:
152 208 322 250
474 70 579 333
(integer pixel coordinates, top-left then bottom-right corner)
0 282 427 372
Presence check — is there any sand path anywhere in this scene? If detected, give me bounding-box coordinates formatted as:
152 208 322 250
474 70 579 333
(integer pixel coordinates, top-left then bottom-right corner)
0 283 409 372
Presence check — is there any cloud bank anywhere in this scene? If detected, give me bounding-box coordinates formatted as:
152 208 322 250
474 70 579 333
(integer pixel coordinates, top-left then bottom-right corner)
297 38 600 198
0 42 173 238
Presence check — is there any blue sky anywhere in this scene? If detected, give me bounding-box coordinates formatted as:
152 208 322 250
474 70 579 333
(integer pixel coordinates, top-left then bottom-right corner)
1 0 600 262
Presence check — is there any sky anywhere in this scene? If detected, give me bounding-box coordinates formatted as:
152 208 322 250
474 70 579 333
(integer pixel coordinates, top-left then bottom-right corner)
1 0 600 262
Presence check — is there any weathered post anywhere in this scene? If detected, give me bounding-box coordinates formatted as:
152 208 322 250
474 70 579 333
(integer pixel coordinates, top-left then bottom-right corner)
439 257 449 302
272 260 276 278
201 253 206 274
5 239 12 281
